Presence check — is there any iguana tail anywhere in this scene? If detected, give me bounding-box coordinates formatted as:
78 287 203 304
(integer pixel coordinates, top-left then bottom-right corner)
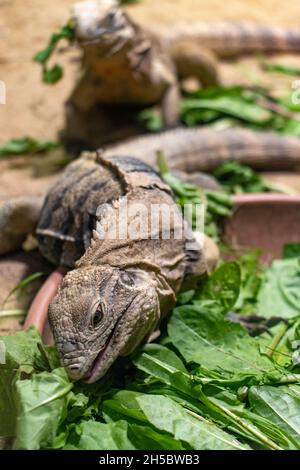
106 127 300 172
158 22 300 58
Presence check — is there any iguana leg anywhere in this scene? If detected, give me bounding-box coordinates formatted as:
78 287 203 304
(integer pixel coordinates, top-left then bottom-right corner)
169 40 220 87
161 82 181 127
0 196 43 255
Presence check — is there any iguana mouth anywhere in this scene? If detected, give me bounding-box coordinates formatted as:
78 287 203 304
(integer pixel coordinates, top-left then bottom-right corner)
83 319 119 382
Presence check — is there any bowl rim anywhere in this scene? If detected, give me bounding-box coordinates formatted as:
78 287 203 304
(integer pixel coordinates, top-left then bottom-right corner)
232 193 300 205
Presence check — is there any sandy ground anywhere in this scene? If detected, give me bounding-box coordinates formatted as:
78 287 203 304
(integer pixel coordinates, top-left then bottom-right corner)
1 0 300 332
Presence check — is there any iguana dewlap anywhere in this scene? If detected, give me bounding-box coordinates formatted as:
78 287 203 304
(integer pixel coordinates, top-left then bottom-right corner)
35 153 211 382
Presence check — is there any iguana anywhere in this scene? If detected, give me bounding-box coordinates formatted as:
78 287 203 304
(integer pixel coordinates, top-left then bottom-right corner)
2 126 300 381
0 152 218 382
63 0 300 148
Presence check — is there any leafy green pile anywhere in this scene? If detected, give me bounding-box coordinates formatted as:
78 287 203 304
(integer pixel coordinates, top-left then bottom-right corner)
181 85 300 137
1 250 300 450
140 84 300 138
157 152 233 241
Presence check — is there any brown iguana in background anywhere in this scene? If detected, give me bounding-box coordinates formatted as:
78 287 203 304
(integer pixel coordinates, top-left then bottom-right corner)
63 0 300 149
2 126 300 381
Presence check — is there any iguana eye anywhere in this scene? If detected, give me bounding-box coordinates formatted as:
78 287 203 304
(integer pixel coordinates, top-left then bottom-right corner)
92 306 104 328
119 271 136 287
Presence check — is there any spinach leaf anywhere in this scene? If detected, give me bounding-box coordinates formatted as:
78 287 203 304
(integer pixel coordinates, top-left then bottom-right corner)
168 305 274 377
14 368 73 449
68 420 136 450
257 258 300 318
249 385 300 448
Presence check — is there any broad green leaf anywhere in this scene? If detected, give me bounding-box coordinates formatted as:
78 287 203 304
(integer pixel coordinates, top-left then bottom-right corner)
168 305 274 376
182 94 272 125
257 258 300 318
0 328 47 437
137 394 249 450
0 327 41 369
129 423 185 450
132 344 187 386
249 386 300 448
103 390 185 450
14 368 72 449
72 420 136 450
236 408 298 449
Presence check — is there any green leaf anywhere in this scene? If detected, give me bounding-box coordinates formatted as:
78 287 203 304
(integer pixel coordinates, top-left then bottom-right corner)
71 420 136 450
34 22 75 84
181 86 272 126
129 423 185 450
42 64 63 84
283 243 300 259
196 261 241 312
236 407 298 449
262 62 300 77
138 109 163 132
132 343 187 386
137 394 249 450
14 368 73 449
213 161 271 194
168 304 274 377
0 138 59 157
6 272 44 301
257 258 300 318
0 328 45 437
0 327 41 370
249 386 300 448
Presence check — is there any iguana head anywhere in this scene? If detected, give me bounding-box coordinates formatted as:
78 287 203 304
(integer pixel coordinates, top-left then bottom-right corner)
73 0 134 51
48 265 160 383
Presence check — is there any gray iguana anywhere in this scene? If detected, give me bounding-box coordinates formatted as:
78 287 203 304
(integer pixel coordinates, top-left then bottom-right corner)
0 152 218 382
63 0 300 148
2 125 300 381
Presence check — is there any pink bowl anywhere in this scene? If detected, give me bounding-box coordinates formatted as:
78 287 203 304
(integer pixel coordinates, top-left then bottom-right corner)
223 193 300 264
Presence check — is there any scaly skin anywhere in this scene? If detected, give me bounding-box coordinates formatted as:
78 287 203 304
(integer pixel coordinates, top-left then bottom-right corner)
106 127 300 172
37 152 210 382
64 1 300 149
63 0 220 147
157 22 300 59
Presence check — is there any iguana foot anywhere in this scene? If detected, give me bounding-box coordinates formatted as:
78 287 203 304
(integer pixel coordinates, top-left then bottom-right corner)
0 196 43 256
